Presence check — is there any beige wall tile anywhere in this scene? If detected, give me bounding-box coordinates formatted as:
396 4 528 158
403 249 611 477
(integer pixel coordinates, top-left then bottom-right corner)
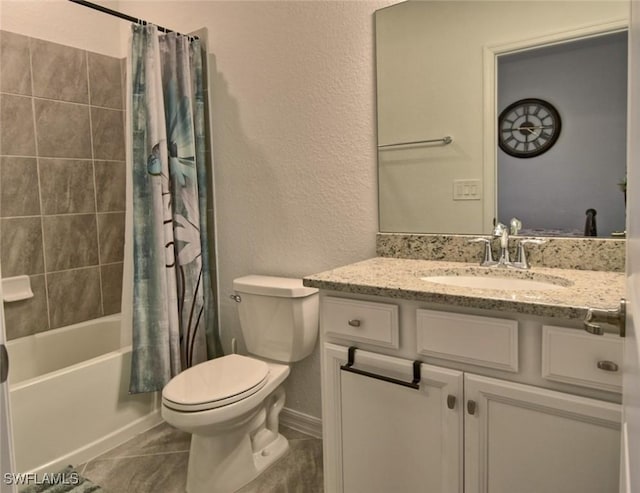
101 262 123 315
0 217 44 277
39 158 95 214
0 31 32 96
30 38 88 104
0 94 36 156
35 100 92 159
43 214 99 271
47 267 102 328
94 160 125 212
97 212 124 263
88 52 123 109
0 157 41 217
1 34 127 334
91 107 125 160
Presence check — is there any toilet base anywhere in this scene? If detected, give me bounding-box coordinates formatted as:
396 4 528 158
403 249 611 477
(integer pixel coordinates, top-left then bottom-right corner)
252 432 289 477
186 430 289 493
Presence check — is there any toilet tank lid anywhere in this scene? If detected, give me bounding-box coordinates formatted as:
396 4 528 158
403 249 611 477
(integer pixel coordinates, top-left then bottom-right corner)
233 275 318 298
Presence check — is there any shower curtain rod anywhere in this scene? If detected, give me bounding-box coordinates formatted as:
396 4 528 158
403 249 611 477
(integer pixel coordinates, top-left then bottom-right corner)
67 0 198 40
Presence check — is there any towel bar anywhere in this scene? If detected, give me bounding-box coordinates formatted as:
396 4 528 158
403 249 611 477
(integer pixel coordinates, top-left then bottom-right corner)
340 346 422 390
378 135 453 149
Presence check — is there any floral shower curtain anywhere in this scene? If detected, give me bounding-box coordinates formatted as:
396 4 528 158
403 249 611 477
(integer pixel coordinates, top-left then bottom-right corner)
129 24 220 393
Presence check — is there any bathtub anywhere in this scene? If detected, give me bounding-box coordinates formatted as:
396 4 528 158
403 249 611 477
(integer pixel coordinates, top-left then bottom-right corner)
6 314 162 474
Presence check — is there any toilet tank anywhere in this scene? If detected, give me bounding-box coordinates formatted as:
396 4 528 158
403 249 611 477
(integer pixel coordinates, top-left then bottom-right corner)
233 275 319 363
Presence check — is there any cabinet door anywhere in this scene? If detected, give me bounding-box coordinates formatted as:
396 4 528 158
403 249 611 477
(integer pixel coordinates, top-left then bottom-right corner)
331 346 463 493
464 373 621 493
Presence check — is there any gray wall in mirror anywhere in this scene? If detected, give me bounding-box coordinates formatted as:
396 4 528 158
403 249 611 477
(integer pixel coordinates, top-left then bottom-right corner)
498 32 627 238
376 0 629 236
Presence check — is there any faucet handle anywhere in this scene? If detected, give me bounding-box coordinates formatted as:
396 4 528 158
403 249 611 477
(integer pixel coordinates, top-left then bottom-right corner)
493 222 507 237
515 239 546 268
469 238 496 266
519 238 546 246
510 217 522 235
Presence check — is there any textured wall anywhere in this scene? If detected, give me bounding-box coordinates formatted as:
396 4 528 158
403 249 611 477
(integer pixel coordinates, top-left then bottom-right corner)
1 0 391 418
120 0 391 418
0 31 126 339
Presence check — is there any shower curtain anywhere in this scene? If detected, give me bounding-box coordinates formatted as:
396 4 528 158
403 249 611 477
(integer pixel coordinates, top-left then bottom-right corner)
129 24 220 393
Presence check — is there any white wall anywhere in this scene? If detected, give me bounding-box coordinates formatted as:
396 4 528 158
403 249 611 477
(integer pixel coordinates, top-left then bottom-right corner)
1 0 387 420
118 0 390 418
377 0 629 234
0 0 125 57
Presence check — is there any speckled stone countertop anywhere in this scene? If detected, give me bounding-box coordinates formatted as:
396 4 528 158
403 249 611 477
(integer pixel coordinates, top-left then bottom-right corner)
377 233 625 272
303 257 624 320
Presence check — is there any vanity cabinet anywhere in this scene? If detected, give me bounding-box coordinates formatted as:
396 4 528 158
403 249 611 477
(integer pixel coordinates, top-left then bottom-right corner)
465 373 620 493
320 295 622 493
339 347 462 492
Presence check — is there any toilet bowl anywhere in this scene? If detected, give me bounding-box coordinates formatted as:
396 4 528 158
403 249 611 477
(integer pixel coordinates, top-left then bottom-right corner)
161 275 319 493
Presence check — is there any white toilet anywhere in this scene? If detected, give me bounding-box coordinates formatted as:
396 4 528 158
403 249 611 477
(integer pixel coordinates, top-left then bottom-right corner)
161 275 319 493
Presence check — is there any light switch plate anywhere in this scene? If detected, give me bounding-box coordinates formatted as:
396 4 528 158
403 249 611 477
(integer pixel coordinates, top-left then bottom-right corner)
453 179 482 200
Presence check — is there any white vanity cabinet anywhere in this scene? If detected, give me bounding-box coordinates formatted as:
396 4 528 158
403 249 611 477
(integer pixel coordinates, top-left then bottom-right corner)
323 344 463 493
320 294 622 493
464 374 621 493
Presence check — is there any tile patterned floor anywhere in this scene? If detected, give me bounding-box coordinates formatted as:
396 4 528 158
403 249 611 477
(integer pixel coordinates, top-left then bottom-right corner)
78 422 323 493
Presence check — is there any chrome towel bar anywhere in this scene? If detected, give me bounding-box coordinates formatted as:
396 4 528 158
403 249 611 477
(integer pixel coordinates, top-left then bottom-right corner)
584 298 626 337
340 346 422 390
378 135 453 149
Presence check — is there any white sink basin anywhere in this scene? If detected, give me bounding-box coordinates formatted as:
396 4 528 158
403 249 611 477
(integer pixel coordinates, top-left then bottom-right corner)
418 267 572 292
420 275 565 291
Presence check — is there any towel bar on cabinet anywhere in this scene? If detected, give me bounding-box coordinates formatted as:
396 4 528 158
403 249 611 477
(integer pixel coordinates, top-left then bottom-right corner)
340 346 422 390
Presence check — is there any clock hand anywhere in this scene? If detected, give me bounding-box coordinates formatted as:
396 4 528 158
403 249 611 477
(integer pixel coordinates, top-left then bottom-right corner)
514 125 553 130
519 127 540 136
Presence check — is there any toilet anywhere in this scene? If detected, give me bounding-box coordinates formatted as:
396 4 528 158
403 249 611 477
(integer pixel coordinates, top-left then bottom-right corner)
161 275 319 493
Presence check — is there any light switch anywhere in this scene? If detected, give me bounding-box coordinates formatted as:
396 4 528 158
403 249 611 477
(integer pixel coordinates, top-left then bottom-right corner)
453 179 482 201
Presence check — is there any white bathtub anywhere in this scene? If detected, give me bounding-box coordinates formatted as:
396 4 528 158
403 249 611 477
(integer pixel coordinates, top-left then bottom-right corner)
6 314 162 474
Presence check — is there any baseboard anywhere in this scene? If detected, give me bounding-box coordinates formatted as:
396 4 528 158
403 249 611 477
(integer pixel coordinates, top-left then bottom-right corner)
280 407 322 439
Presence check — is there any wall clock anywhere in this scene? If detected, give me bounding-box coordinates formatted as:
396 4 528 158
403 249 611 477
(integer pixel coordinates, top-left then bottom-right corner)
498 98 561 158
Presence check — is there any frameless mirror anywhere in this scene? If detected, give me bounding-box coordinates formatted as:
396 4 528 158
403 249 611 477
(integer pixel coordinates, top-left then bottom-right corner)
376 1 629 237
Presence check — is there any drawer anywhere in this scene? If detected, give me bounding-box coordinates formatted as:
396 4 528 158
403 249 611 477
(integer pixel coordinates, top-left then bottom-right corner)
542 325 623 393
321 297 399 348
416 309 518 372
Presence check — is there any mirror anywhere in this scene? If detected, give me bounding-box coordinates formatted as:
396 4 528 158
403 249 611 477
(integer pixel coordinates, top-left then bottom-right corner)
376 1 629 237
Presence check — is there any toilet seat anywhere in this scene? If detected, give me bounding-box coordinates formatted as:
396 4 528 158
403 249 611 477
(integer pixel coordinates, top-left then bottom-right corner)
162 354 270 412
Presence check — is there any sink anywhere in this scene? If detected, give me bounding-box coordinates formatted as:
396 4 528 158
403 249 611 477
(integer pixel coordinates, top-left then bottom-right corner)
418 267 572 292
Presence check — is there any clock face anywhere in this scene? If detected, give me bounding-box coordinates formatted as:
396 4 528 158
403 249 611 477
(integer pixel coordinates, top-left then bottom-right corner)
498 98 561 158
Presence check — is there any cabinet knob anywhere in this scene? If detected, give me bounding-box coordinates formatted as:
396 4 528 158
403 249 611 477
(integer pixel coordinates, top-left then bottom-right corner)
467 400 477 415
447 394 456 410
348 319 361 327
596 360 619 372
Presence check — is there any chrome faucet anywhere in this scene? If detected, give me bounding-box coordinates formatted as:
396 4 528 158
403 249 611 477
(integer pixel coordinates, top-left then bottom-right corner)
493 222 511 267
468 237 497 267
513 238 546 269
470 219 545 269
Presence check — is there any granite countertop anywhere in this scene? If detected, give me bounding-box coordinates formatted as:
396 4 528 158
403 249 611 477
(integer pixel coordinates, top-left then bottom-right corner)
303 257 625 319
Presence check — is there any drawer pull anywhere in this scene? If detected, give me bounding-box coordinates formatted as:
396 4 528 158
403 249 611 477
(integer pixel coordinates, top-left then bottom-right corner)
340 346 421 390
596 360 619 372
467 400 477 415
447 395 456 410
347 319 361 327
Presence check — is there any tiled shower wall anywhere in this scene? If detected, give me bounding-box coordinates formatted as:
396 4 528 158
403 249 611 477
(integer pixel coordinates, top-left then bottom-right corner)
0 30 125 340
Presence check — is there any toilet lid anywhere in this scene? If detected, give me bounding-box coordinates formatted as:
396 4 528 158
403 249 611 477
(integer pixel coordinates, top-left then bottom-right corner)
162 354 269 412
